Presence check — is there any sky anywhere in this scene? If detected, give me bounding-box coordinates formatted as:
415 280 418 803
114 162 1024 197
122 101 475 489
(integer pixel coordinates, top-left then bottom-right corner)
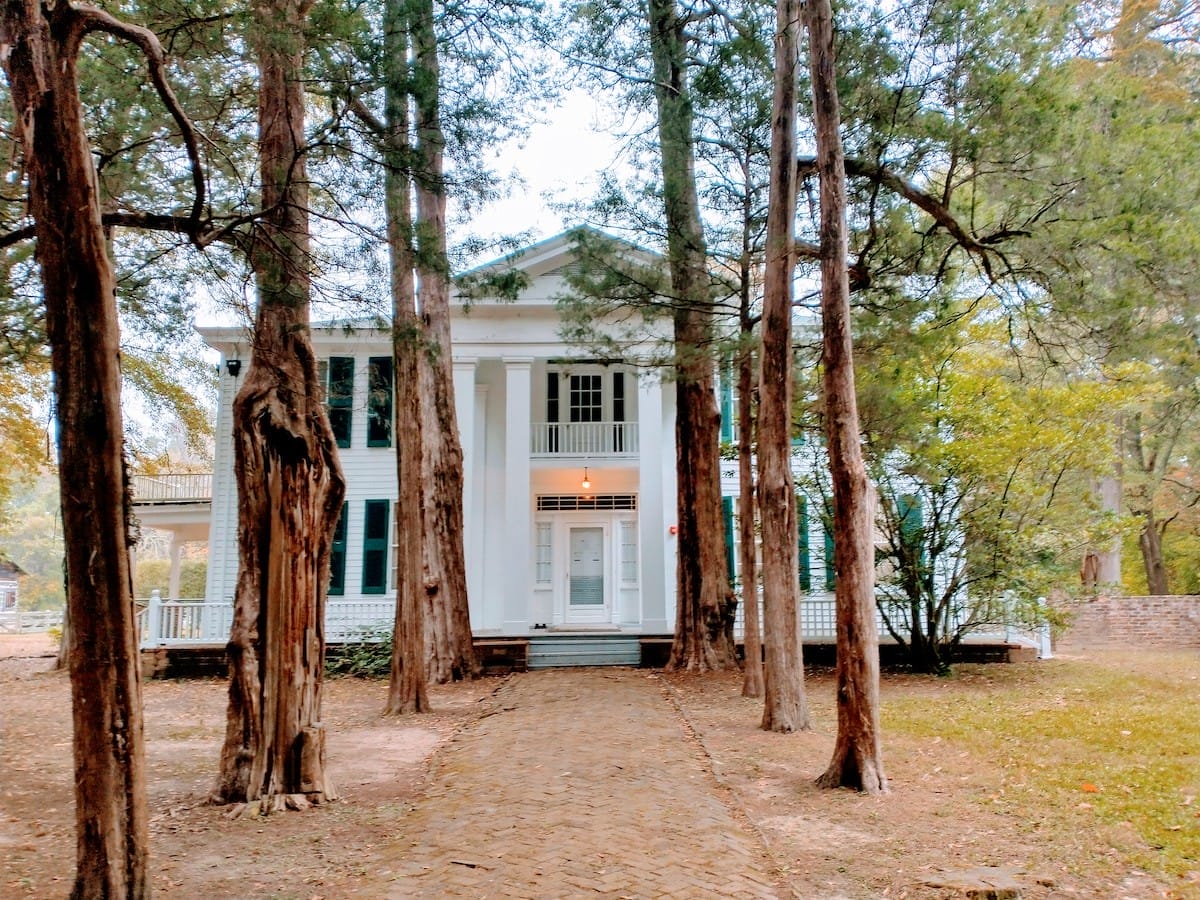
452 90 625 254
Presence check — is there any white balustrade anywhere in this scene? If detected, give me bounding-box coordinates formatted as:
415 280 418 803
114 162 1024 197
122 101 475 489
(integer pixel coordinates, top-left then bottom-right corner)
530 422 639 456
129 473 213 503
137 595 398 648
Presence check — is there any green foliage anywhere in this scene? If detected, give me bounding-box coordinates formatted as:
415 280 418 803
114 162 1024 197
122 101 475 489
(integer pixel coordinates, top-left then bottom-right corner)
16 575 65 612
325 627 393 679
132 559 208 600
0 477 64 609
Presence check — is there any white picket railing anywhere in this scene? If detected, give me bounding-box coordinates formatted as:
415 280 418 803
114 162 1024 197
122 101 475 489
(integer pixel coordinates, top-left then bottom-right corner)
530 421 639 456
0 609 64 634
137 591 396 648
129 473 213 503
135 590 1050 657
733 594 1051 656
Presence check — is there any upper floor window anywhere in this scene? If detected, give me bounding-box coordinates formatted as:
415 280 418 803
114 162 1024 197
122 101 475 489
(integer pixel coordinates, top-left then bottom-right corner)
319 357 354 448
367 356 393 447
569 373 603 423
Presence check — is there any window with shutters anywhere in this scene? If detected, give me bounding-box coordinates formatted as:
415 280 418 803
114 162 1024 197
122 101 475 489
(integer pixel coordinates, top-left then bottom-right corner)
362 499 390 594
569 373 603 422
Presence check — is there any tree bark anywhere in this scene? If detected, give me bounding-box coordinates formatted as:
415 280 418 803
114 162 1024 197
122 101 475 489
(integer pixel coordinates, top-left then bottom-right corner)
381 0 431 714
214 0 346 810
648 0 738 672
738 341 763 698
1138 510 1169 595
411 0 477 683
806 0 887 793
758 0 809 733
2 3 150 891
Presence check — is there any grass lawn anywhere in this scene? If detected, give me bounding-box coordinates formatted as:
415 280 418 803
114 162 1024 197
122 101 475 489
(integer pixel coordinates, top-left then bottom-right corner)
883 650 1200 885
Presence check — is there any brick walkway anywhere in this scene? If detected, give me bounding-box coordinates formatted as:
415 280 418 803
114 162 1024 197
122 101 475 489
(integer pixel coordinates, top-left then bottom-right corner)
365 668 786 898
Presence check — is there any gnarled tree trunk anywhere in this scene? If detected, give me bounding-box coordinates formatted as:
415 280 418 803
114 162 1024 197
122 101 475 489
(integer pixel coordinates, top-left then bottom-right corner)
2 2 198 892
807 0 886 793
758 0 809 733
214 0 346 811
649 0 737 672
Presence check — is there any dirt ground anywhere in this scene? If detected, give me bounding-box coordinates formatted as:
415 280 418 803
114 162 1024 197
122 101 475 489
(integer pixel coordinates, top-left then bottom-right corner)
0 634 1189 898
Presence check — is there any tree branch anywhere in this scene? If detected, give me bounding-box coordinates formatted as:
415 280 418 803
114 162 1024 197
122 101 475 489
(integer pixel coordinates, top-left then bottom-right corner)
798 155 1033 282
75 5 207 240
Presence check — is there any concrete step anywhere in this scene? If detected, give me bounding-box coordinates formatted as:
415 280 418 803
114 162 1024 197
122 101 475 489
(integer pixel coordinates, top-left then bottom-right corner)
528 635 641 668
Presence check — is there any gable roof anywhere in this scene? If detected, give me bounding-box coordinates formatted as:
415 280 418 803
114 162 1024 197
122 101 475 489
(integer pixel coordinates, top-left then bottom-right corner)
460 226 662 281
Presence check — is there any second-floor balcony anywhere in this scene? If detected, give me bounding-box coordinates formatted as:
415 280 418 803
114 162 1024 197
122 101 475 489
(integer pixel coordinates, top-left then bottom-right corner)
130 473 213 505
531 421 639 457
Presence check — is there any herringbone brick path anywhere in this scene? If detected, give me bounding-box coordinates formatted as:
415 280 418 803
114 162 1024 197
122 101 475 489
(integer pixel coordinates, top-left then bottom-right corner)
365 668 786 898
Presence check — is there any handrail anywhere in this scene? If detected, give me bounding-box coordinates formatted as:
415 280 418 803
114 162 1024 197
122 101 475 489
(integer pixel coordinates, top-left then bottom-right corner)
130 473 213 503
530 422 639 456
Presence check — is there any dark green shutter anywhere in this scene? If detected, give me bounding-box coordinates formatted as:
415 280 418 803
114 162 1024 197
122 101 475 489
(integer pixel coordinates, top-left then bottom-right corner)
367 357 393 447
898 493 925 566
722 496 736 588
823 520 836 591
329 502 348 596
362 499 389 594
797 495 811 591
719 363 733 443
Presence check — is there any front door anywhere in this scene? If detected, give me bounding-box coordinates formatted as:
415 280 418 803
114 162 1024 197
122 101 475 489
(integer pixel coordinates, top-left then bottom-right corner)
567 525 607 623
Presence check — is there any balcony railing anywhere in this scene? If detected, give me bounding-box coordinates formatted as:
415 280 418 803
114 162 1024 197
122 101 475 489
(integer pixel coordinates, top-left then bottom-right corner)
130 473 213 504
531 422 639 457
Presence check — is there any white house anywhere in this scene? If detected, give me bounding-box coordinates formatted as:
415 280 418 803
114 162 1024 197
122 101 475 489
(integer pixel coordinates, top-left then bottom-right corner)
134 231 1045 665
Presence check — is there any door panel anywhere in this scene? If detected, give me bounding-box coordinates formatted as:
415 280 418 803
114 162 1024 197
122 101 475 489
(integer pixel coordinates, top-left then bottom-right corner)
568 526 606 620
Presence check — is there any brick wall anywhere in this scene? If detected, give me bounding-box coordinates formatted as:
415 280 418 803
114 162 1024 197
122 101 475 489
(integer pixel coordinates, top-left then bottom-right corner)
1057 596 1200 651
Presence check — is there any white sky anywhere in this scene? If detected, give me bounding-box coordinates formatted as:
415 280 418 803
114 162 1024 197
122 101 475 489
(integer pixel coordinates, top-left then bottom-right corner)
454 90 624 249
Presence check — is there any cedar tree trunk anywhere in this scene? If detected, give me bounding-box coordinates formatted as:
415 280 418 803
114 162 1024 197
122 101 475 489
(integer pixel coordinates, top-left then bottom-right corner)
738 340 763 698
383 0 430 714
214 0 346 810
649 0 738 671
737 143 763 699
758 0 809 733
412 0 476 682
2 3 150 892
808 0 887 793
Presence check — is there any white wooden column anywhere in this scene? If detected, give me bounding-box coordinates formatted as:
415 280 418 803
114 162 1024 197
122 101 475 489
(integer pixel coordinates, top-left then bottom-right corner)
167 536 185 600
452 357 480 624
503 357 533 631
638 371 670 632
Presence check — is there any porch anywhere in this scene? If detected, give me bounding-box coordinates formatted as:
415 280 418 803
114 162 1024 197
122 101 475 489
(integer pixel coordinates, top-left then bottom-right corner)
135 591 1051 671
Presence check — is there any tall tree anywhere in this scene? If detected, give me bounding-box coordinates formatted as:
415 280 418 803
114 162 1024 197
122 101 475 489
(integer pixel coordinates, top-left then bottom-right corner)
382 0 431 714
1 0 202 891
410 0 476 682
806 0 885 793
648 0 738 671
757 0 808 731
214 0 346 812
